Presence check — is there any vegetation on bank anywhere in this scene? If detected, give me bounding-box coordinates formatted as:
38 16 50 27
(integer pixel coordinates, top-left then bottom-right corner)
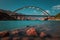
55 13 60 19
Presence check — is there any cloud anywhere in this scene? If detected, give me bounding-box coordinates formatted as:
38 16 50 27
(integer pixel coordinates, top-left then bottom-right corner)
43 10 50 15
45 10 50 13
41 10 50 15
31 10 50 15
52 5 60 10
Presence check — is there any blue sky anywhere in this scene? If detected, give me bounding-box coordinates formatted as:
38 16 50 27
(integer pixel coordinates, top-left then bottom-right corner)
0 0 60 15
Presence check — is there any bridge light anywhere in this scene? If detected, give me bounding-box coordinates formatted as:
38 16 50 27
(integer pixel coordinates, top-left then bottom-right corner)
29 6 32 8
36 8 40 10
32 6 35 9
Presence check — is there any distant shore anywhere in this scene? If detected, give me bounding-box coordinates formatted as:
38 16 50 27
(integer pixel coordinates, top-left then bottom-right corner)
48 18 60 21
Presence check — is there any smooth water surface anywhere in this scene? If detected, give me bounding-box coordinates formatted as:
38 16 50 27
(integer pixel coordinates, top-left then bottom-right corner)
0 20 60 33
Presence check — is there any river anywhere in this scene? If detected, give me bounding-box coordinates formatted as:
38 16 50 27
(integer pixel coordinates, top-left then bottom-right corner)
0 20 60 36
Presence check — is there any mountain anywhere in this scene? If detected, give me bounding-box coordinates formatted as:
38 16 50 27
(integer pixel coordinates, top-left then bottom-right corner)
0 9 16 20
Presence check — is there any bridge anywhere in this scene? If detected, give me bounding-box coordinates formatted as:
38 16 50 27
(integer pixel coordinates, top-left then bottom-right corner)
13 6 50 15
11 6 54 20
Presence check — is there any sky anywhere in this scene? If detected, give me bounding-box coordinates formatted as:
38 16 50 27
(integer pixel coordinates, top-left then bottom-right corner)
0 0 60 15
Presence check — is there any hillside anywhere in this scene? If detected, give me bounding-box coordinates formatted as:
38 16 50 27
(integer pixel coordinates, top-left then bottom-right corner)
55 13 60 19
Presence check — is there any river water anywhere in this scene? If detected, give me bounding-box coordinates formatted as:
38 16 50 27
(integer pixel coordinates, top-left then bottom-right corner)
0 20 60 35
